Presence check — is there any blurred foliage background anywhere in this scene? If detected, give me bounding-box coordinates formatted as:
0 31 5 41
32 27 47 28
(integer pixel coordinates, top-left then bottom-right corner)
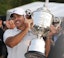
0 0 64 15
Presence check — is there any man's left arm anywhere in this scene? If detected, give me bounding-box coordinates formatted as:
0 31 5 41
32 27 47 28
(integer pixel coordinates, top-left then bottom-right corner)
45 25 60 57
45 36 51 58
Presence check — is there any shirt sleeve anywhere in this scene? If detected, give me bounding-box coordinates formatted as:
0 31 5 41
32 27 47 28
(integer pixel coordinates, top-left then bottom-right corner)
3 29 13 43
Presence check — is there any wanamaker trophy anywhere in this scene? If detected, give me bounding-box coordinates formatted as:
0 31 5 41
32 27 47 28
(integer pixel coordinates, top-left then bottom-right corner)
25 5 61 58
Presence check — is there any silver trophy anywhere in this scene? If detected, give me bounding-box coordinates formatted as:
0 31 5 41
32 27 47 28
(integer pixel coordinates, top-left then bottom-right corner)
25 6 53 58
25 6 61 58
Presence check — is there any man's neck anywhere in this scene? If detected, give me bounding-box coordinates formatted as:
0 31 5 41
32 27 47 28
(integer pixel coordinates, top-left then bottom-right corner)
17 25 26 31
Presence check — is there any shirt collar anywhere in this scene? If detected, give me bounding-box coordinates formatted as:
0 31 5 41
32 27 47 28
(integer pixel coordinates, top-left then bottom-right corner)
13 27 21 32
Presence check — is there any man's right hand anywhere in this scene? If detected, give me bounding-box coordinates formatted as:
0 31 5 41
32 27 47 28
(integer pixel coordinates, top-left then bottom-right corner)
25 19 33 30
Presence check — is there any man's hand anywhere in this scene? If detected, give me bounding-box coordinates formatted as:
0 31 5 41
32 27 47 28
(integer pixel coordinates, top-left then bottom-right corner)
48 25 60 37
6 20 15 29
25 18 34 30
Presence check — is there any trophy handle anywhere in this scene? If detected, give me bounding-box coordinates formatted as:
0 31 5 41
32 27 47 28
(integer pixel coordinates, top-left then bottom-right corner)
53 17 61 29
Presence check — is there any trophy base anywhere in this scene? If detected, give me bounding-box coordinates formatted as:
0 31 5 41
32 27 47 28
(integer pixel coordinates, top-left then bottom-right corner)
25 51 45 58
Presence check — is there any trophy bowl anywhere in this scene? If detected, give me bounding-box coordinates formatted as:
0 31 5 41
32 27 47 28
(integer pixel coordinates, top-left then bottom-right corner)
31 7 53 37
25 7 54 58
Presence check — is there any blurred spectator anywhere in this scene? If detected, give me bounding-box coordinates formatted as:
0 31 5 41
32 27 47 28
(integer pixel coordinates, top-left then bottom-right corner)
0 19 4 58
0 17 15 58
48 17 62 58
53 19 64 58
0 19 8 58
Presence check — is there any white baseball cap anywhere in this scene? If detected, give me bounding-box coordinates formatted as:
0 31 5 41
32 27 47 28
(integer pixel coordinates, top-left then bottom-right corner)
11 8 25 16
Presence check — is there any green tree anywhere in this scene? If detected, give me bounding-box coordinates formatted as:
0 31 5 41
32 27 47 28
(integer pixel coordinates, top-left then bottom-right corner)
0 0 64 15
0 0 12 15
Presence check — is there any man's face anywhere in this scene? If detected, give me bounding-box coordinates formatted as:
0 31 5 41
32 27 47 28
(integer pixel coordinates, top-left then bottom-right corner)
12 14 25 28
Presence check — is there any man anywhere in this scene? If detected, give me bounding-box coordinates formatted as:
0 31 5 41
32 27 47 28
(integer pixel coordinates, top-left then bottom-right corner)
0 19 8 58
3 8 34 58
3 8 57 58
48 18 64 58
0 19 4 58
47 18 61 58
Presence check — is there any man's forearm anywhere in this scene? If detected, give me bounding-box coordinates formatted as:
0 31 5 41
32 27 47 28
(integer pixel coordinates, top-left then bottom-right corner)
45 36 51 57
5 27 29 48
